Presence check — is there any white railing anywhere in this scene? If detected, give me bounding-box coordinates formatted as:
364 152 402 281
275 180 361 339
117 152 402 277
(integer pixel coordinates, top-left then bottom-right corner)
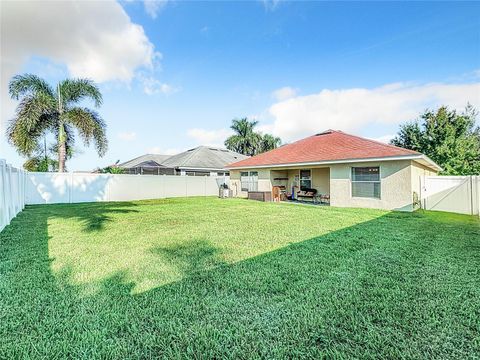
421 175 480 216
0 160 26 232
25 172 229 205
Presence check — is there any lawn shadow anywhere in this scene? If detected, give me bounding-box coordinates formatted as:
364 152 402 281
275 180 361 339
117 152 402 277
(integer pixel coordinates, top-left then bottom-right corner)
152 239 227 278
27 201 139 232
0 203 479 358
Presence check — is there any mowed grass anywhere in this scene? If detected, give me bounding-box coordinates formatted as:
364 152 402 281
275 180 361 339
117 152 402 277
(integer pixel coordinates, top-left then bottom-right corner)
0 197 479 359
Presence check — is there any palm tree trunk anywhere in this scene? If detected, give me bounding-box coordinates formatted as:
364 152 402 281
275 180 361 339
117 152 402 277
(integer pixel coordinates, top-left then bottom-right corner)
57 83 66 172
58 137 66 172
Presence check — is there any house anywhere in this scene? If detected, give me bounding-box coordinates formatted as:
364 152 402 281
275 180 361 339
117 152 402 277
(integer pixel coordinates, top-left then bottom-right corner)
118 154 173 175
120 146 248 176
227 130 441 211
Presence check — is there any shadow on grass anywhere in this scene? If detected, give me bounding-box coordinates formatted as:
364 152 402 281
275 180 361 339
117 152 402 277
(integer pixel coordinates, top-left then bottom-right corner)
27 201 139 232
0 202 479 358
152 239 227 278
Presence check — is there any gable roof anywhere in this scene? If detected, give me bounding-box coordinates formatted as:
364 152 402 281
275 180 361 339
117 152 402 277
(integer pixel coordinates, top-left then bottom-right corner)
162 146 248 170
118 154 172 169
227 130 441 171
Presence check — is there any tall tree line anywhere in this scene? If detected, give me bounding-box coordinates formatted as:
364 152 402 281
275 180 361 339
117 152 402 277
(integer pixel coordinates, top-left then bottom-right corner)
391 105 480 175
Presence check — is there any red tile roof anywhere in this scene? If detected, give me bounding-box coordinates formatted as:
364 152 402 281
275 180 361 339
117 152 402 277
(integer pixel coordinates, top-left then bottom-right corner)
228 130 420 168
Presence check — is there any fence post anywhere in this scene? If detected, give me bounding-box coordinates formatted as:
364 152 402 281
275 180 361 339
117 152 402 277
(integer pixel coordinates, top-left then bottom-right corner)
477 175 480 218
0 160 6 231
420 175 426 210
5 164 13 223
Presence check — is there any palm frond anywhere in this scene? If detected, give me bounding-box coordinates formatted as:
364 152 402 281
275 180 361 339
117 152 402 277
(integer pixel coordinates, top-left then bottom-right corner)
64 107 108 156
6 93 57 156
9 74 55 100
13 93 57 132
7 114 53 156
60 78 103 108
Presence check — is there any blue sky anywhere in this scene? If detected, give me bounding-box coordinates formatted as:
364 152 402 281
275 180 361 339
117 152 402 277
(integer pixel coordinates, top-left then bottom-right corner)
1 1 479 171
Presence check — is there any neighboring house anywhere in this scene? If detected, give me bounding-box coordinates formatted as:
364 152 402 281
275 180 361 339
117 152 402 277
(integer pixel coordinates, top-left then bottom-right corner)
227 130 441 211
119 154 173 175
120 146 248 176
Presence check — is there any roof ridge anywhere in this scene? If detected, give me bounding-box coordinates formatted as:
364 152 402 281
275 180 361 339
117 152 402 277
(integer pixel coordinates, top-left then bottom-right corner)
175 146 201 167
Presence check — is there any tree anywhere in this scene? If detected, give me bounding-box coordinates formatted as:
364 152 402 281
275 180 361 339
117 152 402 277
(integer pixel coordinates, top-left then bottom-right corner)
23 156 58 172
391 105 480 175
7 74 107 172
224 117 281 156
96 161 125 174
224 118 261 156
259 133 281 153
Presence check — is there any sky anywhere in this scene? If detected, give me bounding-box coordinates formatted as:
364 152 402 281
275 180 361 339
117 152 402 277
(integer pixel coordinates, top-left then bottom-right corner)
1 0 479 171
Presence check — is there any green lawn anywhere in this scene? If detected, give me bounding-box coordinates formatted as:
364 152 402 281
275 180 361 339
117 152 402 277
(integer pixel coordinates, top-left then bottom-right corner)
0 197 479 358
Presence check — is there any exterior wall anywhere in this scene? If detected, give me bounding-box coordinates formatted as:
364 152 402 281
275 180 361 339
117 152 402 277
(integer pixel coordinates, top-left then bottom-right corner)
229 169 271 198
231 160 439 211
312 168 330 194
330 160 413 211
410 161 439 209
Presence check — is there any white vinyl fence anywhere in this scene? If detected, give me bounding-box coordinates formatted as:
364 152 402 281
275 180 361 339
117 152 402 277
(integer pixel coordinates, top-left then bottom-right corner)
26 172 229 205
421 175 480 216
0 160 27 231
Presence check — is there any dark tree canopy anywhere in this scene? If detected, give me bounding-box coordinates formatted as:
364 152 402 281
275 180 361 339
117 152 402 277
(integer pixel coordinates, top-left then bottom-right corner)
224 118 281 156
391 105 480 175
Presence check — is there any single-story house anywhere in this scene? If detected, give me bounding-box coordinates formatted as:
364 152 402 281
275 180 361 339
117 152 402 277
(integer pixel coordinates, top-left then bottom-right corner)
118 154 174 175
119 146 248 176
227 130 441 211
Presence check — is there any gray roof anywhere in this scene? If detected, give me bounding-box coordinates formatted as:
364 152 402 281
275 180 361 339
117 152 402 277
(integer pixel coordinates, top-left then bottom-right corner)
119 154 172 168
162 146 248 170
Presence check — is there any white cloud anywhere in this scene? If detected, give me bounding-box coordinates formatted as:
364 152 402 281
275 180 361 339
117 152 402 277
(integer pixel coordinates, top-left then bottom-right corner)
370 134 395 144
0 0 158 129
186 128 232 147
144 0 168 19
117 131 137 141
272 86 298 101
266 81 480 142
261 0 282 11
147 146 181 155
141 76 178 95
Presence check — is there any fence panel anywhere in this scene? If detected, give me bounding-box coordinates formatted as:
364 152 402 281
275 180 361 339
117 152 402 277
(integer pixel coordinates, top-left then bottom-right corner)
421 175 479 216
25 172 229 205
0 160 26 232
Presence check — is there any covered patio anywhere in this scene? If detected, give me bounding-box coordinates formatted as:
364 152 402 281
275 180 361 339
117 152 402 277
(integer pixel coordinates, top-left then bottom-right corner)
270 167 331 204
234 167 331 204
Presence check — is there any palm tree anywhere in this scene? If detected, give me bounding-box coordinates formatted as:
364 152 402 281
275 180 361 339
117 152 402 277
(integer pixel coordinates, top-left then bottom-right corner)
224 118 262 156
7 74 107 172
259 133 281 153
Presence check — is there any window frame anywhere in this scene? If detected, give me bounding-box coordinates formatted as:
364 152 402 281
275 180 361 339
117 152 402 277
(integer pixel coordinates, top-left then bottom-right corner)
351 166 381 199
299 169 312 190
240 171 258 192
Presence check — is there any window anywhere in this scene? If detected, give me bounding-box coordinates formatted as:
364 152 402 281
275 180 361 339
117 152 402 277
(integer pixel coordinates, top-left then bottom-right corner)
186 171 210 176
300 169 311 190
240 171 258 191
351 167 380 199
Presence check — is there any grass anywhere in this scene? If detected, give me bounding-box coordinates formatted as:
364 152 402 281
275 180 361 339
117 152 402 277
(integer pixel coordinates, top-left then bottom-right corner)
0 197 479 359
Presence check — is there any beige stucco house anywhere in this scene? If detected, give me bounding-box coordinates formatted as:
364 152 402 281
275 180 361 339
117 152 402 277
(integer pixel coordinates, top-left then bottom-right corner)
227 130 441 211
